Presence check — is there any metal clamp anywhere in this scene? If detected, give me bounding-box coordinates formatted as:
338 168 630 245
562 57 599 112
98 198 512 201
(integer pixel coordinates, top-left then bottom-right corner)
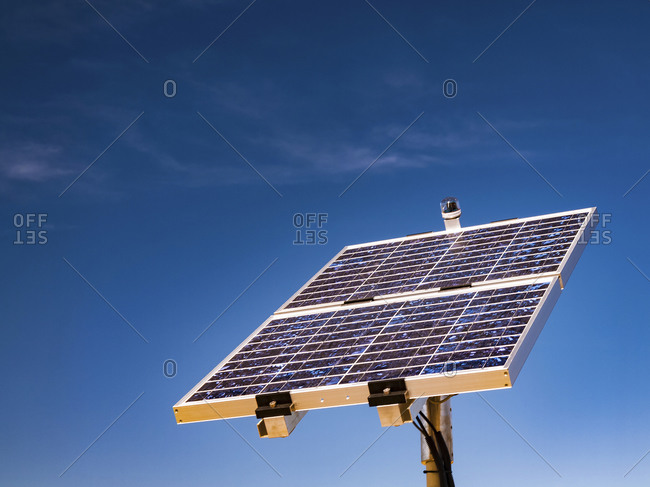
255 391 294 418
255 391 306 438
367 379 412 427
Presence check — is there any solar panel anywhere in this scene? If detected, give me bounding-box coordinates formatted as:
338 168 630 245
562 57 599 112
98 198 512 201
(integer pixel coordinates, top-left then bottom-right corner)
280 209 591 310
174 207 597 425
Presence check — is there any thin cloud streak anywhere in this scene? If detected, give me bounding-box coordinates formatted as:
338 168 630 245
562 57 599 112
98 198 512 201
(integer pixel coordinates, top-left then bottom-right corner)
0 144 71 182
339 111 425 197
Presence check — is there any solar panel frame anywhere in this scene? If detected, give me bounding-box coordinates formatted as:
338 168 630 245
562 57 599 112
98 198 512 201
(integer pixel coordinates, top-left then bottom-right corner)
174 207 598 424
276 207 597 313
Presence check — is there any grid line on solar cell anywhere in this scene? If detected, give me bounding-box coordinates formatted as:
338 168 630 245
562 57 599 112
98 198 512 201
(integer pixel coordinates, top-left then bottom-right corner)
477 221 526 283
283 212 587 309
187 281 550 402
340 239 420 305
309 245 567 293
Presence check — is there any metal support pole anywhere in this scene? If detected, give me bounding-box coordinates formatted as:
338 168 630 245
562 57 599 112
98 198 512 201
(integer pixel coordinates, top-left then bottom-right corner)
420 396 453 487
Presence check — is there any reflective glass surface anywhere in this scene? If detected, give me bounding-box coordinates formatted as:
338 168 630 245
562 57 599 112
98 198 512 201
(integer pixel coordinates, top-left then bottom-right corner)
187 282 549 402
284 212 587 309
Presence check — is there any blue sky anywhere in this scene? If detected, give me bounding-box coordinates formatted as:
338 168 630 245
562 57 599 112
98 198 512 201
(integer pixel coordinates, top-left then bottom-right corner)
1 0 649 485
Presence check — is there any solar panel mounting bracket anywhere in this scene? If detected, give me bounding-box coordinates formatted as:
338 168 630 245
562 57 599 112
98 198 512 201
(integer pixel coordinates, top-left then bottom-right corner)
255 391 306 438
438 282 472 292
255 391 295 418
343 296 374 305
368 379 414 427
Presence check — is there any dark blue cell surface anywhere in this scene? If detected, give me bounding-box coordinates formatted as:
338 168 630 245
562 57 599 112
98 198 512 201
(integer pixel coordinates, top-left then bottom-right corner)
186 281 550 402
283 212 587 309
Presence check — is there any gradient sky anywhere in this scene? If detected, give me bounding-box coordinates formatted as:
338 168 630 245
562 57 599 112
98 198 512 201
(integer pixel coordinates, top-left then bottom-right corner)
2 1 649 486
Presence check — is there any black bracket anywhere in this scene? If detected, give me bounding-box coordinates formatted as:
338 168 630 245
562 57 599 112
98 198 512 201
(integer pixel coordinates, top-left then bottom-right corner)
255 391 294 419
343 296 374 305
439 282 472 292
367 378 408 407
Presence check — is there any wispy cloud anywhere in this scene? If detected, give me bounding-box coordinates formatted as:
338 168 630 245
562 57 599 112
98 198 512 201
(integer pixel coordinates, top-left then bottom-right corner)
115 107 535 192
0 143 72 182
260 134 435 177
0 89 146 197
247 116 499 178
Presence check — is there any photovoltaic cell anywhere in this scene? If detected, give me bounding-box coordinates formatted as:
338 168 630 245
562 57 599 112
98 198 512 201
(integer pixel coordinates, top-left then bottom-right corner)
186 281 549 402
282 211 588 310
